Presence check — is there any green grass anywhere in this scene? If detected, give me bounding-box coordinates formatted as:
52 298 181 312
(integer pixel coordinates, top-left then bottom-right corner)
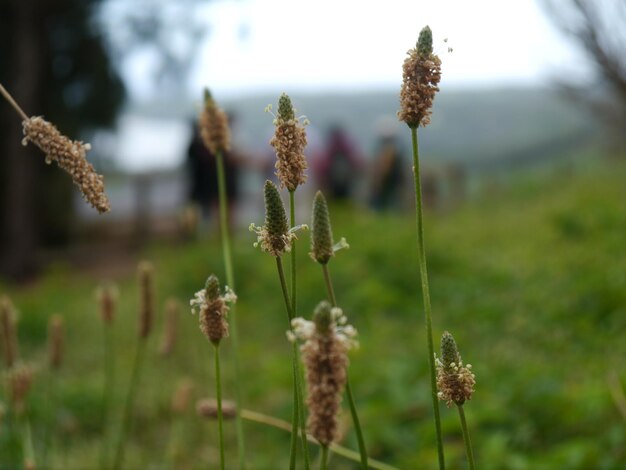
1 160 626 468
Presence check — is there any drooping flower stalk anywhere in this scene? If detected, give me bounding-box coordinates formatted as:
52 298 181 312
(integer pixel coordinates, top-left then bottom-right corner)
0 82 110 213
199 88 245 468
436 331 476 470
113 262 154 470
310 191 367 469
398 25 445 470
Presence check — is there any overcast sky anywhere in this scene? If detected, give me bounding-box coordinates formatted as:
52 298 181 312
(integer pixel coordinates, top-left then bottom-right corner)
110 0 589 100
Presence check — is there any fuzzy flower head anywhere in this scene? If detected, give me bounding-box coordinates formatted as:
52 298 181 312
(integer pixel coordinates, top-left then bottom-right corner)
267 93 308 191
249 180 307 257
310 191 349 265
190 274 236 345
199 88 231 155
289 301 358 446
398 25 442 128
436 331 476 407
22 116 110 213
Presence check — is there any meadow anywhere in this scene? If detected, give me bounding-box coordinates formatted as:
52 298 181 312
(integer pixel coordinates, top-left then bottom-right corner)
2 158 625 469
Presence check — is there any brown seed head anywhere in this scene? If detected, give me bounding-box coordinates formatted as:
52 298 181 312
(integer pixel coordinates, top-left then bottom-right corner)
191 275 232 346
196 397 237 420
398 26 442 128
199 88 231 155
138 261 154 339
97 283 117 325
22 116 110 213
6 363 34 414
48 314 64 370
270 93 308 191
171 378 194 414
159 299 179 357
0 296 19 368
436 331 476 407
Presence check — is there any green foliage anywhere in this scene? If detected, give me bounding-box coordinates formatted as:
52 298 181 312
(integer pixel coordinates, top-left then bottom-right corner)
1 162 625 468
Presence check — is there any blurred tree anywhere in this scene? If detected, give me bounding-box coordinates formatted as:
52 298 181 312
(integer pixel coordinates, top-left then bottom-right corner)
0 0 124 280
542 0 626 151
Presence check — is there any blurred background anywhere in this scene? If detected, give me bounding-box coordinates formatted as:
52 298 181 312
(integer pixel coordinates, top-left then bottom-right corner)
0 0 625 468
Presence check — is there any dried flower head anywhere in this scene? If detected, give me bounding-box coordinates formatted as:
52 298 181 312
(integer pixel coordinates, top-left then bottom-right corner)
190 275 236 346
138 261 154 339
171 378 194 414
159 299 180 357
398 25 442 128
196 397 237 420
96 283 118 325
21 116 110 213
310 191 349 264
249 180 306 257
436 331 476 407
48 314 64 370
289 301 358 446
268 93 308 191
0 296 19 368
199 88 231 155
6 362 34 414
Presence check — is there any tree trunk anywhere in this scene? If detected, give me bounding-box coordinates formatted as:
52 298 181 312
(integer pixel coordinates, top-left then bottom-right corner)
1 0 41 280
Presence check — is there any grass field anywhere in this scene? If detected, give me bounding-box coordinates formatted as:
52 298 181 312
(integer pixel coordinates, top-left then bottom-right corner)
2 159 626 469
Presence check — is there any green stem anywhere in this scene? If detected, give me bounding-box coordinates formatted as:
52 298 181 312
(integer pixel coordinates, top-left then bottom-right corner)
276 257 311 470
41 369 56 468
240 409 401 470
214 345 226 470
216 150 245 469
289 362 299 470
321 264 337 307
457 405 475 470
288 190 310 470
20 414 36 470
100 323 115 470
112 338 146 470
320 445 329 470
321 264 368 469
411 126 445 470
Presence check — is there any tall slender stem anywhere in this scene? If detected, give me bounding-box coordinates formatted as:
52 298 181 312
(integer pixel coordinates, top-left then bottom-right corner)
289 361 299 470
112 338 146 470
288 190 310 468
0 82 29 121
411 126 445 469
215 151 245 468
100 323 115 470
320 445 329 470
321 264 368 469
214 345 226 470
457 405 475 470
41 369 56 468
276 257 311 470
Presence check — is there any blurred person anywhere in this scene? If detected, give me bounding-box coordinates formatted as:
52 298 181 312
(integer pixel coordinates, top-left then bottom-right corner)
186 115 241 232
369 117 408 211
314 124 364 201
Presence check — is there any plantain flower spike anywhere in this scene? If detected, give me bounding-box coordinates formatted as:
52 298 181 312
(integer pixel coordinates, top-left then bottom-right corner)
190 274 236 346
199 88 231 155
138 261 155 339
196 397 237 420
269 93 308 191
0 296 19 368
22 117 110 213
398 25 442 128
436 331 476 407
250 180 306 257
48 314 64 370
290 301 358 446
310 191 349 264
